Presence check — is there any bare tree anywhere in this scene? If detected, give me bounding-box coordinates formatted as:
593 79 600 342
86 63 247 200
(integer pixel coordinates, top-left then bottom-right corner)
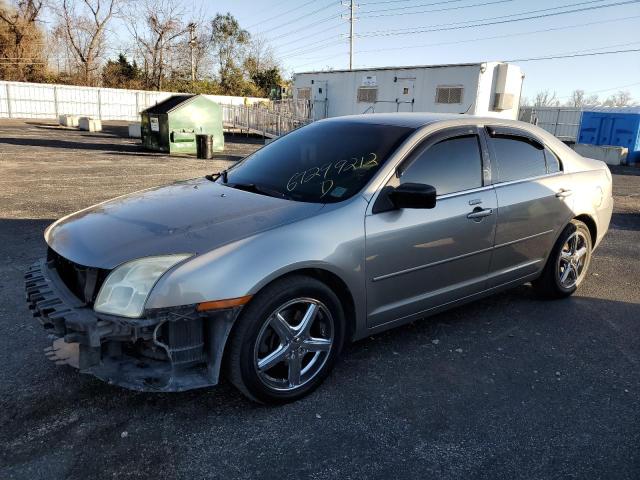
0 0 45 81
58 0 121 85
534 90 559 107
127 0 187 90
603 90 636 107
566 89 601 107
171 18 212 82
244 36 277 78
566 89 585 108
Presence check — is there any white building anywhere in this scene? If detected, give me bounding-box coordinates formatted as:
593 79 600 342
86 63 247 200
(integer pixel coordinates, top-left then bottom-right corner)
293 62 524 121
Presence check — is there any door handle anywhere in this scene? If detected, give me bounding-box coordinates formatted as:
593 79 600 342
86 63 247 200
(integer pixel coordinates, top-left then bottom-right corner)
467 208 493 220
556 188 573 198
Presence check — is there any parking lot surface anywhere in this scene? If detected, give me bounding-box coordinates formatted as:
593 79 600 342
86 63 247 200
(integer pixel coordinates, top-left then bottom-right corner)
1 120 639 479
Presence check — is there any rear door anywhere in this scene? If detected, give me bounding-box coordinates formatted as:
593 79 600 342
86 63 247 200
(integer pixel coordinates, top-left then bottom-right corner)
365 127 497 328
484 126 575 287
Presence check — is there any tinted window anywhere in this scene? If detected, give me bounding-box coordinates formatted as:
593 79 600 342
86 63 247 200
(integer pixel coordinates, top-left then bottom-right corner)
490 136 547 183
545 148 561 173
224 121 413 203
400 135 483 195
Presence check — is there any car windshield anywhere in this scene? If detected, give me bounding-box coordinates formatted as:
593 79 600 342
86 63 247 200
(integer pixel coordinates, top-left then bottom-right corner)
221 121 415 203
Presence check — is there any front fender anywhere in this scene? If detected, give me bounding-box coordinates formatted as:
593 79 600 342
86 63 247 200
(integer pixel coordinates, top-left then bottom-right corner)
146 197 369 334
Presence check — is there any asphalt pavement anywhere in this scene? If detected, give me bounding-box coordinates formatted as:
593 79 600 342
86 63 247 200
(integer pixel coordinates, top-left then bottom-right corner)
0 121 638 479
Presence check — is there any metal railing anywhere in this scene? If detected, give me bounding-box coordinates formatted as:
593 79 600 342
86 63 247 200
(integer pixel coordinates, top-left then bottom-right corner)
221 104 312 138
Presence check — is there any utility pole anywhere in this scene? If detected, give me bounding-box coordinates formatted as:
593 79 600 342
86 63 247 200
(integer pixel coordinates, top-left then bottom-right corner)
349 0 354 70
188 22 197 82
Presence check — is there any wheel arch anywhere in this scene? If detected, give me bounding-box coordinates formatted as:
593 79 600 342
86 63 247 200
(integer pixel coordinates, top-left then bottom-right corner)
253 268 358 342
574 213 597 246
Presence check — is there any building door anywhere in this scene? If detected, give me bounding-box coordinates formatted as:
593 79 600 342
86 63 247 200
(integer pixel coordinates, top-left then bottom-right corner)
396 78 415 112
312 81 328 120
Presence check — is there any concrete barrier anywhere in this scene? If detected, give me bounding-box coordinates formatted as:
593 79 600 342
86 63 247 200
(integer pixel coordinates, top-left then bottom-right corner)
79 117 102 132
572 144 628 166
128 123 141 138
58 115 79 127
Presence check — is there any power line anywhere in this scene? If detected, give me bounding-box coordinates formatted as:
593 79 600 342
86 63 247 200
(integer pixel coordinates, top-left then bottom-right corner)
245 0 319 29
279 39 347 59
357 0 639 37
558 82 640 99
359 0 514 18
271 23 344 51
295 51 351 68
281 0 640 64
354 14 640 55
285 19 640 70
359 0 513 15
504 47 640 63
252 0 339 36
359 0 465 6
267 14 341 45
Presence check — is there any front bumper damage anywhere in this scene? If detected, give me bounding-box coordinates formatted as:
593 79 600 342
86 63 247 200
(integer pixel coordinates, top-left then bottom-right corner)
25 259 240 392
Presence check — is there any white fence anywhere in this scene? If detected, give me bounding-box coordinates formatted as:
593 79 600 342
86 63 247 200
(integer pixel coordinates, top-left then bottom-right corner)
519 107 583 141
0 80 267 121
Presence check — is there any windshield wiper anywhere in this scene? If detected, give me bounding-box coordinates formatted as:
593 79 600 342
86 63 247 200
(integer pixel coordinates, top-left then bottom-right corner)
227 182 292 200
206 169 228 183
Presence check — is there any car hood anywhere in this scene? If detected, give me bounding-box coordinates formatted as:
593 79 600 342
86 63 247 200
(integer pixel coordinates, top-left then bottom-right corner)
45 178 324 269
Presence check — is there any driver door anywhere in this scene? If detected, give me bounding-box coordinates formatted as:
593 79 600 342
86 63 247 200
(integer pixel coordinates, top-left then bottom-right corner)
364 127 497 328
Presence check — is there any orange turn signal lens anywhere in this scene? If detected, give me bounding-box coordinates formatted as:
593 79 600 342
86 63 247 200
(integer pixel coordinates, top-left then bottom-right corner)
196 295 253 312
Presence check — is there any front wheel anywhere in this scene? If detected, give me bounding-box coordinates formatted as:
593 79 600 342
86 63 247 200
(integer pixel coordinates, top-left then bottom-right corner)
532 219 592 299
225 275 345 404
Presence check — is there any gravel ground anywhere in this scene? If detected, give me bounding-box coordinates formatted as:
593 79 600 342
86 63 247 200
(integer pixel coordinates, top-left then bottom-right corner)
0 120 639 480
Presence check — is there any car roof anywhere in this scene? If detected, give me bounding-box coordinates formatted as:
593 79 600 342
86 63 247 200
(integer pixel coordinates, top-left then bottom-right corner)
317 113 584 168
318 112 531 129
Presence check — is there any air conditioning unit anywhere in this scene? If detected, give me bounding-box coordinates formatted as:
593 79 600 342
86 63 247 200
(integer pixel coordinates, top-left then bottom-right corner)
494 93 514 111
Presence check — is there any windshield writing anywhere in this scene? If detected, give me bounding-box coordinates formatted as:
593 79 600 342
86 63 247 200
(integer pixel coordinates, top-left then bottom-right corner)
222 121 413 203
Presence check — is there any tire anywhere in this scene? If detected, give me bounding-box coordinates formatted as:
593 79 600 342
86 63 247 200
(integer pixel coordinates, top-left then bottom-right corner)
225 275 345 404
532 219 592 299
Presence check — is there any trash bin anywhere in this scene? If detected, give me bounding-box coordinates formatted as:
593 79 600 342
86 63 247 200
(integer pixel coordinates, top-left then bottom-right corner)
196 134 215 159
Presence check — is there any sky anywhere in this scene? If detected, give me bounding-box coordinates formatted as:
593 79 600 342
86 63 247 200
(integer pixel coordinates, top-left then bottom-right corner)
183 0 640 102
44 0 639 102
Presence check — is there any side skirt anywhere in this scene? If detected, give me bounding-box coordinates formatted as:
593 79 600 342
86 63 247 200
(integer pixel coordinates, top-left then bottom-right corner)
359 271 540 340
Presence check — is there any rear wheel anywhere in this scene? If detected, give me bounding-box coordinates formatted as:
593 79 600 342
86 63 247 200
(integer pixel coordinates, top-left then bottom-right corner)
532 219 592 299
226 275 345 404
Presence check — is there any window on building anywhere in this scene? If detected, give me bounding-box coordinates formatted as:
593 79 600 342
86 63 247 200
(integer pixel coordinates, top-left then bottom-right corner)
357 87 378 103
297 87 311 101
489 136 548 183
435 86 464 104
400 135 483 195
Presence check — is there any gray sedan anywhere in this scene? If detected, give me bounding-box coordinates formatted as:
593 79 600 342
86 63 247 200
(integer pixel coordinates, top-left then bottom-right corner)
25 113 612 403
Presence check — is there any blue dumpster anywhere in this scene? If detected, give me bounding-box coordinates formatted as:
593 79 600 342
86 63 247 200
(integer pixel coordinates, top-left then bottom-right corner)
578 111 640 164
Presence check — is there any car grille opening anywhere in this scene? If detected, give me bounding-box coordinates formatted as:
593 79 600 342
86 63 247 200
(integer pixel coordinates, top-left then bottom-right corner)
47 248 110 305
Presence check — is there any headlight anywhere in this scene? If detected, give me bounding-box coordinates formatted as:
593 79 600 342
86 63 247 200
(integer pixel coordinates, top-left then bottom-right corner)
94 254 191 318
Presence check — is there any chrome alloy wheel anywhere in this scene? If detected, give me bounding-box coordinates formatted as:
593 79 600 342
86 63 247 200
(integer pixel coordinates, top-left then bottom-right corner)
557 230 589 289
253 298 334 391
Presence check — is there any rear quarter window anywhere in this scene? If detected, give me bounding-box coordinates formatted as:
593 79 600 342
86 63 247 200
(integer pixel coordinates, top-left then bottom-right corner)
544 148 562 174
489 136 547 183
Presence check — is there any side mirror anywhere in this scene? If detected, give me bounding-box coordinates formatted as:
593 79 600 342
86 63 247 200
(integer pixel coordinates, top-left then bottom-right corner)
389 182 437 209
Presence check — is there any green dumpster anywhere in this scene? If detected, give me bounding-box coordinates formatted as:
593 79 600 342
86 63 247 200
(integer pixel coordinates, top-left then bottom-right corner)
140 94 224 155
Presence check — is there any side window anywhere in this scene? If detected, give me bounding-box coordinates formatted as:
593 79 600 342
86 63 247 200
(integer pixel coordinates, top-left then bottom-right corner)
400 135 483 196
544 148 561 174
489 136 547 183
